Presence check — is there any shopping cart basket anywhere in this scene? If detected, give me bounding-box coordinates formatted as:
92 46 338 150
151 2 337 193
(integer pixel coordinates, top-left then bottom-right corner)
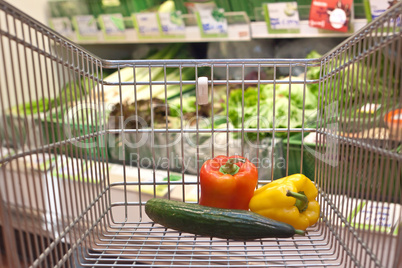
0 1 401 267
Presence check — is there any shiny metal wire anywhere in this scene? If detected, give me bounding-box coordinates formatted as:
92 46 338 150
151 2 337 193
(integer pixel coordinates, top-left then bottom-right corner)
0 0 401 267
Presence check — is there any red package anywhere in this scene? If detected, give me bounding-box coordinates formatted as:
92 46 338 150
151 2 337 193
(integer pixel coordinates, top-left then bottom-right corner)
309 0 353 32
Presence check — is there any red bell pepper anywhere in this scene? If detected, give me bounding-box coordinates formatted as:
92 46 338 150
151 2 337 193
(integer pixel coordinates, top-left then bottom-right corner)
199 155 258 210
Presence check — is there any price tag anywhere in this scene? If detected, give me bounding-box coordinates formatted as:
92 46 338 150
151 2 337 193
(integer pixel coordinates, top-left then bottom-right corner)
134 12 161 37
159 11 185 37
98 14 125 39
265 2 300 32
196 8 228 37
49 17 74 37
72 15 98 40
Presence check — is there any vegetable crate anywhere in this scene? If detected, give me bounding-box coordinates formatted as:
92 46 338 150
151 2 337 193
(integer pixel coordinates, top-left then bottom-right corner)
0 1 401 267
40 114 108 161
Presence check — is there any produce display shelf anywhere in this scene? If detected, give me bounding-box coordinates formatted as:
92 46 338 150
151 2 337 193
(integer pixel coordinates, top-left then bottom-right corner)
251 19 368 39
70 11 251 45
75 24 251 45
73 19 369 45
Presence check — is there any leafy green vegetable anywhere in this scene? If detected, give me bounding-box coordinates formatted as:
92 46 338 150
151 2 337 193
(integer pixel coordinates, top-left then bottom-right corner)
212 8 225 22
306 50 322 60
306 50 321 97
305 50 395 107
53 81 82 107
169 96 197 118
276 82 317 110
13 97 49 115
224 79 318 139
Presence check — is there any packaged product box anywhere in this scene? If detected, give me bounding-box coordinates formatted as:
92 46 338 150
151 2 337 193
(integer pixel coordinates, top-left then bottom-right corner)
309 0 353 32
264 2 301 34
323 194 400 235
365 0 401 27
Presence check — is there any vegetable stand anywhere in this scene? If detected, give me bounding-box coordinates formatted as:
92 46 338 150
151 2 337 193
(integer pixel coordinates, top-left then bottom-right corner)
0 1 401 267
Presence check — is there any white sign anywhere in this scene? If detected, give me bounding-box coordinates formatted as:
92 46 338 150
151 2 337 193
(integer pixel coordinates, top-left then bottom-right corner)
197 8 227 35
267 2 300 30
99 14 125 35
159 11 185 36
74 15 98 36
350 200 400 233
50 17 74 37
369 0 400 25
135 12 160 37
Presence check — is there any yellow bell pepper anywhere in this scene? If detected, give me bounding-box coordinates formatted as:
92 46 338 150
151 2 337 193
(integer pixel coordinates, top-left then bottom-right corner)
249 174 320 230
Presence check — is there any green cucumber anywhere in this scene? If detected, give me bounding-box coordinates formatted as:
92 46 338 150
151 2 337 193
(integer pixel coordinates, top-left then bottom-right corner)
145 198 305 240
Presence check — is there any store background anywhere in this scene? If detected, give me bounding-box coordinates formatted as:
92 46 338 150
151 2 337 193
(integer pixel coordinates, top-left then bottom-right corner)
2 0 349 110
4 0 347 59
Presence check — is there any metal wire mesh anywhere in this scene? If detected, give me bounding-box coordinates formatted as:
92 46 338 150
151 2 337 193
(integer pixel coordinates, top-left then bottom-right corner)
0 0 401 267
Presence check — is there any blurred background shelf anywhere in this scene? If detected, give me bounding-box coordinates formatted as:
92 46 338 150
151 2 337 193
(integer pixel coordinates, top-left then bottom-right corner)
251 19 368 39
74 24 251 45
74 19 369 45
44 0 372 45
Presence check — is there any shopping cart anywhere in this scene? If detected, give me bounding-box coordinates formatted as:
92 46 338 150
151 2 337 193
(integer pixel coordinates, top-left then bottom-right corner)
0 1 401 267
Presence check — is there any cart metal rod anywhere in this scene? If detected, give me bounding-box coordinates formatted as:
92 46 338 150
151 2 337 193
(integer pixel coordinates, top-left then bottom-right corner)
1 127 313 165
110 181 198 186
85 242 333 252
31 189 110 267
0 130 107 164
102 79 319 86
322 33 401 81
316 131 402 160
106 128 316 134
101 58 320 69
103 62 321 68
320 195 385 267
0 165 20 268
0 29 102 84
322 2 402 59
95 236 328 245
0 0 102 60
79 262 341 267
82 255 338 262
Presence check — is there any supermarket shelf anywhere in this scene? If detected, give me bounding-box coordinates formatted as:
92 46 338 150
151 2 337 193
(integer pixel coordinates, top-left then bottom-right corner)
75 24 251 45
74 19 369 45
251 19 368 39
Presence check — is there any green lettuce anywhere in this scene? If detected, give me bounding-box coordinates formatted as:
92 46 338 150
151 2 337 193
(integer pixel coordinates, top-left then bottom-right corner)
225 78 318 139
12 97 49 115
